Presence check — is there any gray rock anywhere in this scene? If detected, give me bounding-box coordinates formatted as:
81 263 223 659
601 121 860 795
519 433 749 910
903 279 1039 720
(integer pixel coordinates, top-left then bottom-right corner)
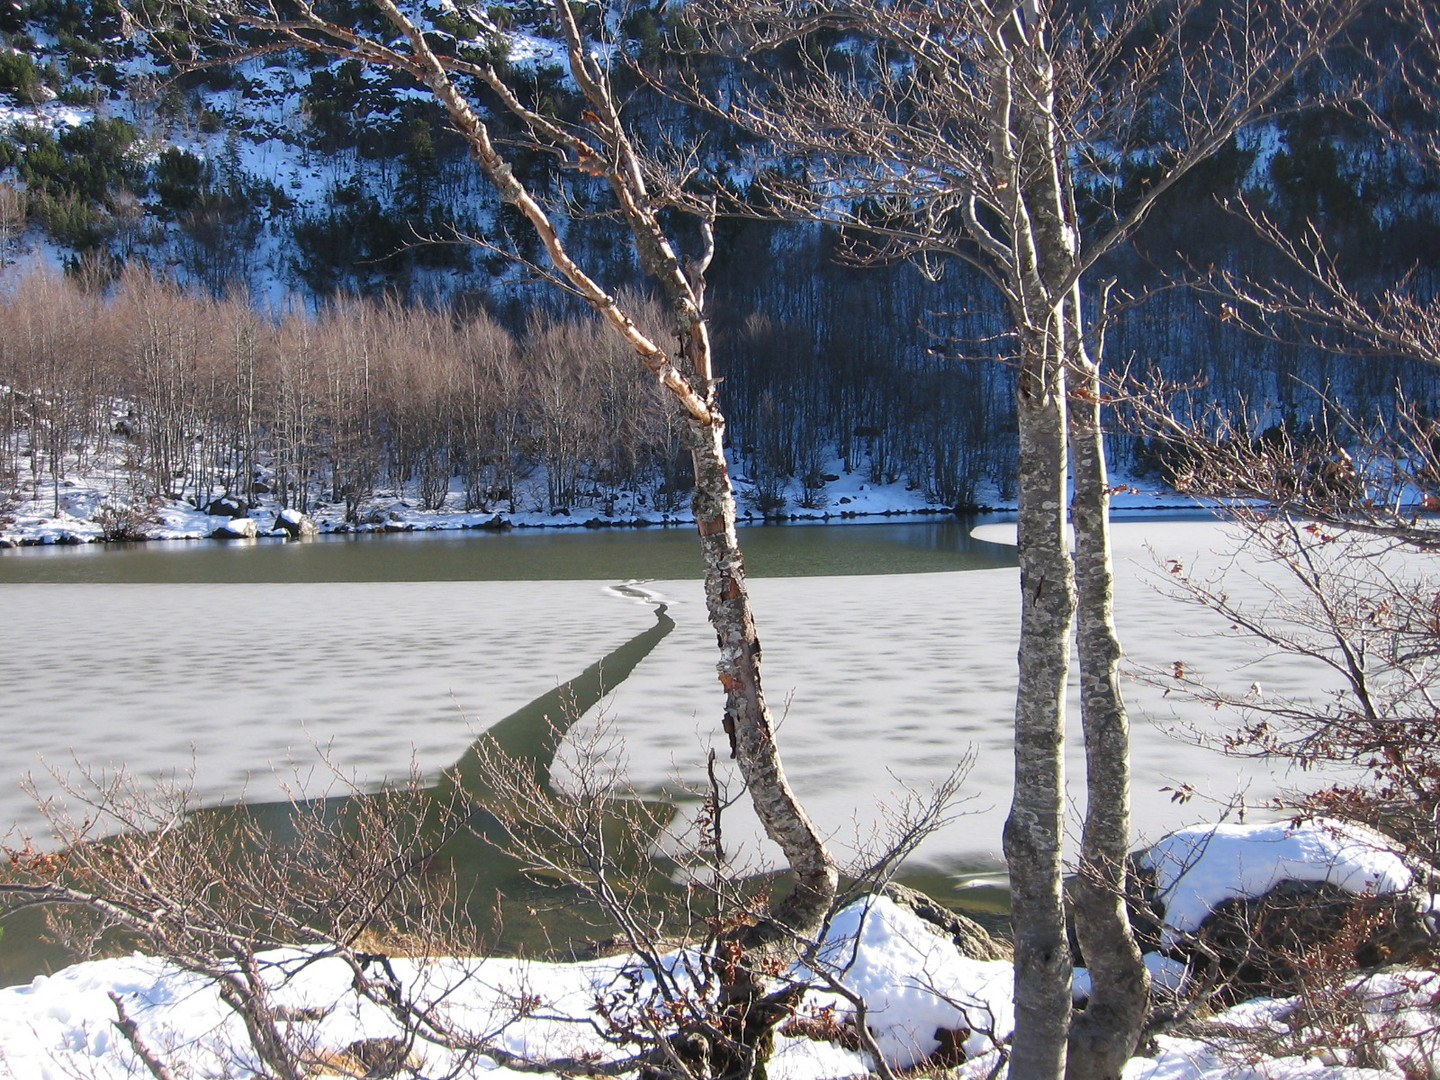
211 517 258 540
271 508 318 538
881 882 1013 961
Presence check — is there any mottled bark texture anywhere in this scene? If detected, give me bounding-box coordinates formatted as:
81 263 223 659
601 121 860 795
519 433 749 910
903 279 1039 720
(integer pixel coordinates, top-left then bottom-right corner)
1006 328 1076 1080
1065 331 1150 1080
999 21 1079 1077
687 412 839 943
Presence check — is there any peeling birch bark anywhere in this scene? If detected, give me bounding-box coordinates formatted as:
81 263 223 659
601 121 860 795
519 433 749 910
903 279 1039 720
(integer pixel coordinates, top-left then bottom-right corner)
685 413 838 943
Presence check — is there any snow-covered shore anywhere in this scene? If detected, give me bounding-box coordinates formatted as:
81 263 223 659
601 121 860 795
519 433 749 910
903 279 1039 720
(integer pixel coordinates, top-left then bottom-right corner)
0 455 934 546
0 447 1195 547
1 819 1433 1080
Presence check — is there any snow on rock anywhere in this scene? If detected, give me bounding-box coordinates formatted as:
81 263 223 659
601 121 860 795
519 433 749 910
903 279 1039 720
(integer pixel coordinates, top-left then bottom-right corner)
211 515 259 539
1140 818 1413 948
802 895 1014 1069
271 507 318 537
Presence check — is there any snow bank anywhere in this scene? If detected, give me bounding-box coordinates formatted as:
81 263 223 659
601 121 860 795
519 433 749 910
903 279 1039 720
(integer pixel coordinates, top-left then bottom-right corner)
0 897 1001 1079
1140 818 1414 947
801 896 1014 1068
2 877 1436 1079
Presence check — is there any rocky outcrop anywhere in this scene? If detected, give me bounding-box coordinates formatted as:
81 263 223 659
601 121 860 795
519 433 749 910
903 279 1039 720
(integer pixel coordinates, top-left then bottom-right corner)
881 882 1012 961
1132 873 1434 1000
361 504 411 531
1128 820 1436 1001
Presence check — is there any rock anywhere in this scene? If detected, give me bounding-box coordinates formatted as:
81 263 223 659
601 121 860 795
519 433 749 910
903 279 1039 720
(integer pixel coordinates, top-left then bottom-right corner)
205 495 249 518
1125 823 1437 1002
271 507 318 538
881 883 1013 961
361 504 408 528
1159 878 1433 1000
210 517 258 540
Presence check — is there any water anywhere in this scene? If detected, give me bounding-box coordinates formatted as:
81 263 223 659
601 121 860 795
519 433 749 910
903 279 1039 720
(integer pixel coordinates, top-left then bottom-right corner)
0 514 1299 981
0 516 1015 583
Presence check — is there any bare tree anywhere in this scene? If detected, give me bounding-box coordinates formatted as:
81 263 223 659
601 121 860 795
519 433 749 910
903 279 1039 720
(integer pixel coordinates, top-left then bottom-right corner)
680 0 1381 1075
1194 0 1438 383
133 0 839 1066
0 763 480 1080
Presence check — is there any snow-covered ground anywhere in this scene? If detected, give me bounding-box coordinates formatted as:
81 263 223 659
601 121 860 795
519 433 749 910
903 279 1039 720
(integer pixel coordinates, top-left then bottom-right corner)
0 820 1432 1080
0 450 959 546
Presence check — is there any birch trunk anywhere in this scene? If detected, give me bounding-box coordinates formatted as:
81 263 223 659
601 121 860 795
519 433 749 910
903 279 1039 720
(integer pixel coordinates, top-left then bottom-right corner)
1065 324 1149 1080
1001 17 1079 1075
1004 327 1075 1080
363 0 838 946
685 411 839 943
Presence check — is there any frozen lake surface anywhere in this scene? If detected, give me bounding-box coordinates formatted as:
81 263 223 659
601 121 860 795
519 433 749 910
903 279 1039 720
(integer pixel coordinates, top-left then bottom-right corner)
0 518 1337 887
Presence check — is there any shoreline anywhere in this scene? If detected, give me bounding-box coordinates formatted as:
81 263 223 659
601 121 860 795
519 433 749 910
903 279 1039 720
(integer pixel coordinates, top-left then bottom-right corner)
0 490 1208 550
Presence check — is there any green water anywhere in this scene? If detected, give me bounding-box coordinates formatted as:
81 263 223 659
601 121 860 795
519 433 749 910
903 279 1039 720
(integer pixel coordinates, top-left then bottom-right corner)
0 516 1016 582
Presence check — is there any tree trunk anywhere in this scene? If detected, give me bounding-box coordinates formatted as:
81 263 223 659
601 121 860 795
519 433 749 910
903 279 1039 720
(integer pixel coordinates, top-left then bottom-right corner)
1001 17 1079 1076
1004 327 1075 1080
1064 312 1149 1080
685 409 839 944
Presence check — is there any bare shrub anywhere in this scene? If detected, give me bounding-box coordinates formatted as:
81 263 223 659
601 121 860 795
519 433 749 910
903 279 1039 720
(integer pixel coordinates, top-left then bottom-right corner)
468 713 971 1080
0 762 483 1079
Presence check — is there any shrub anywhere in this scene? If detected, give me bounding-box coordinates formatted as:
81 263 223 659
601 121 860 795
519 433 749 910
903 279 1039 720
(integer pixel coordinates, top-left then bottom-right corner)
0 50 45 102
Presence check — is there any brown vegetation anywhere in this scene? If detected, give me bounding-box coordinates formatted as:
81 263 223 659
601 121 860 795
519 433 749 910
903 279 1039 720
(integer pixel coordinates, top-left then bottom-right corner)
0 268 684 520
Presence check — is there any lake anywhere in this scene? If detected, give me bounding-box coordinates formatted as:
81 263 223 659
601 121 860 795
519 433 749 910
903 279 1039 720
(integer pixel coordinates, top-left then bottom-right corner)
0 514 1313 975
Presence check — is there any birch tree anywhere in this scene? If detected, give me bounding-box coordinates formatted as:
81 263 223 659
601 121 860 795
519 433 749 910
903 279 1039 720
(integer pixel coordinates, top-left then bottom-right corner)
141 0 837 1065
682 0 1381 1076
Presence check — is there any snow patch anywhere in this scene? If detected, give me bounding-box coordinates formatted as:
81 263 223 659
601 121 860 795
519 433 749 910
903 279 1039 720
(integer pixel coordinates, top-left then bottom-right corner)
1141 818 1413 948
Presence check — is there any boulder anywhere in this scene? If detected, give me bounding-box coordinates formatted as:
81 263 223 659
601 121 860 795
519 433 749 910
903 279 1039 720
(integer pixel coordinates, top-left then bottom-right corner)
1129 819 1436 1001
205 495 249 518
271 507 318 538
881 882 1012 961
210 517 258 540
361 503 410 530
1142 876 1433 1001
469 514 511 531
